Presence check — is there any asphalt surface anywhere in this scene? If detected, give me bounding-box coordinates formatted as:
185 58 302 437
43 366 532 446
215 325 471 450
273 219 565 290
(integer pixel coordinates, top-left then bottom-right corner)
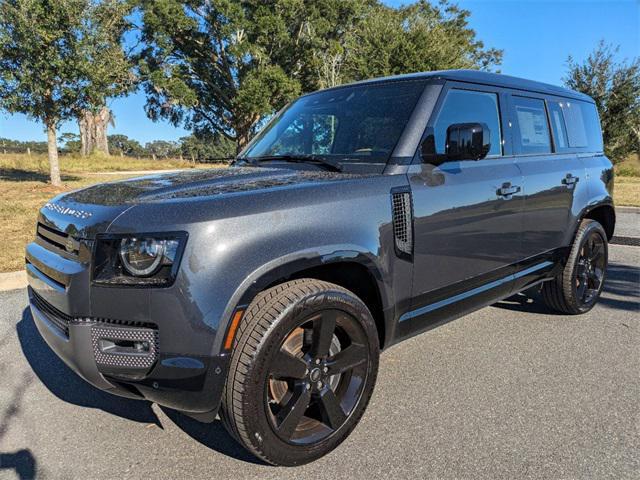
615 209 639 239
0 245 638 480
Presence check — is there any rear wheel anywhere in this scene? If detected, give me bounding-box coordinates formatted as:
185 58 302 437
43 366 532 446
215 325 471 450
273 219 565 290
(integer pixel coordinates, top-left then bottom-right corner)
542 219 608 314
220 279 379 466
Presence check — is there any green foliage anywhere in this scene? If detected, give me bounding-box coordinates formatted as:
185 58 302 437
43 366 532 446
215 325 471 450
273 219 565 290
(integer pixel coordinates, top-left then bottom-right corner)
342 1 502 81
59 132 81 153
144 139 181 158
138 0 502 152
0 0 89 127
0 137 48 154
108 134 145 157
179 133 235 162
565 41 640 164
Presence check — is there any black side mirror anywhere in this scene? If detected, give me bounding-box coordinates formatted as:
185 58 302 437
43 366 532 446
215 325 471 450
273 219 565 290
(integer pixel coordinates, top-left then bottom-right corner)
420 123 491 165
445 122 490 161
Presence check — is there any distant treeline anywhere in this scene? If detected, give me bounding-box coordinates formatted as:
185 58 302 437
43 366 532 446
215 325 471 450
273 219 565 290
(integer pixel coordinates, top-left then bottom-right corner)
0 133 235 162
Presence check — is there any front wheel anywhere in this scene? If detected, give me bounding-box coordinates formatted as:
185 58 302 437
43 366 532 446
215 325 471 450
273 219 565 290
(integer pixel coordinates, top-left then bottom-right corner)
542 219 608 314
220 279 380 466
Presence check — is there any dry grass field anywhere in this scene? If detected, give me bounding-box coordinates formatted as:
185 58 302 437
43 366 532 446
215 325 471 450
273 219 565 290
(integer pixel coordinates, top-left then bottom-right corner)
0 153 222 272
0 152 638 273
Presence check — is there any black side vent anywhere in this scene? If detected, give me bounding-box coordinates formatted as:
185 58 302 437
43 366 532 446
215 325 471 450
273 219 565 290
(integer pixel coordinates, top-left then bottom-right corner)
391 188 413 258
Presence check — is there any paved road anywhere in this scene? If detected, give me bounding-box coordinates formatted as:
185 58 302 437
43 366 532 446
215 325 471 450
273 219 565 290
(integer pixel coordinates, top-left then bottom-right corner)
615 209 639 239
0 246 638 480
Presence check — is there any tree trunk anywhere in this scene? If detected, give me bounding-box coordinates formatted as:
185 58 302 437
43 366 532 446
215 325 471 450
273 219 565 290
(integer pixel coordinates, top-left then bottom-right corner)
46 122 62 187
79 112 93 156
79 107 112 156
95 107 110 155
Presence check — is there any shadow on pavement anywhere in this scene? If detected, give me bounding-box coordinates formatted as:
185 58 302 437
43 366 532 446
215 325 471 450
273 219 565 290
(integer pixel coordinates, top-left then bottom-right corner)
160 408 264 465
16 307 160 425
495 260 640 314
17 307 264 464
0 449 37 480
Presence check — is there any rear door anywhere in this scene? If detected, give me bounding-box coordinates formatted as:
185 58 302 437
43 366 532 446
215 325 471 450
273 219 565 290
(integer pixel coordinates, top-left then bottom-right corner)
399 82 524 337
509 94 587 267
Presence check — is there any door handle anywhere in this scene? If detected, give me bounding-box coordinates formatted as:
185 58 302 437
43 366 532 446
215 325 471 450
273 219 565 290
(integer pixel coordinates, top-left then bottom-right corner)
496 182 521 199
562 173 579 187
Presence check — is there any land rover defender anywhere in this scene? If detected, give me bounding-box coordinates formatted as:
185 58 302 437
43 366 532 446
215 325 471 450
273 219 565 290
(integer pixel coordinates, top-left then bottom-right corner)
26 70 614 465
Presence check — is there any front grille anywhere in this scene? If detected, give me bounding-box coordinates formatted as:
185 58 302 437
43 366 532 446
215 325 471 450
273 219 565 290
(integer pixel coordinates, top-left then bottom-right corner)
391 189 414 256
36 223 80 256
31 291 72 336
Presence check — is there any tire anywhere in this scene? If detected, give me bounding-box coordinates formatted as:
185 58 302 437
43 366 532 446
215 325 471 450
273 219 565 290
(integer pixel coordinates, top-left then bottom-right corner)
542 219 608 314
220 278 380 466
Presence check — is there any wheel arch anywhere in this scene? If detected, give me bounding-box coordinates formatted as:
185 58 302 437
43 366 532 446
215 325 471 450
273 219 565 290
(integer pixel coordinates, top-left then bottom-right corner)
577 201 616 241
215 250 392 354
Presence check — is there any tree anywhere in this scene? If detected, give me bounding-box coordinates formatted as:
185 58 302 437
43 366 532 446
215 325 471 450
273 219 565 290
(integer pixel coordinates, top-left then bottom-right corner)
138 0 501 153
107 134 145 157
59 132 81 153
77 0 136 156
179 133 235 162
565 41 640 163
342 1 502 81
144 140 180 159
0 0 90 185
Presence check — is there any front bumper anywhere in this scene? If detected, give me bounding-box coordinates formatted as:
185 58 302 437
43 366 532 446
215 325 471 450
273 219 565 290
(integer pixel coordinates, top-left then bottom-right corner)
26 236 229 420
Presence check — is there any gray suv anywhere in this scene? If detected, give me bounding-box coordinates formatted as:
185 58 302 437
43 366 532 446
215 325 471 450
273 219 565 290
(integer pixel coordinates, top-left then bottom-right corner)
26 70 614 466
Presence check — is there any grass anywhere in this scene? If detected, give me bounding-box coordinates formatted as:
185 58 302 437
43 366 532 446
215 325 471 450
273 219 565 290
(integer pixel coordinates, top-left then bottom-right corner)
0 153 224 273
0 152 638 273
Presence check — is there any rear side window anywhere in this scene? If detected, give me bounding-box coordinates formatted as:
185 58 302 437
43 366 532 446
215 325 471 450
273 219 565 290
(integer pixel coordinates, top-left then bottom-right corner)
433 89 502 157
560 100 603 152
512 96 551 154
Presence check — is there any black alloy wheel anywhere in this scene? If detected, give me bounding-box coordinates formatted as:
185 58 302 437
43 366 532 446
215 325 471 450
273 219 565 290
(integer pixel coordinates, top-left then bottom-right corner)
574 229 606 307
542 219 609 314
220 279 379 466
266 308 370 445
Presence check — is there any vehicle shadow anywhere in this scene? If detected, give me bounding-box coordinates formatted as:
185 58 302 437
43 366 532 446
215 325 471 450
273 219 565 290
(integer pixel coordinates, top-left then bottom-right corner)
159 408 264 465
0 449 37 480
16 307 160 425
494 260 640 314
17 307 264 464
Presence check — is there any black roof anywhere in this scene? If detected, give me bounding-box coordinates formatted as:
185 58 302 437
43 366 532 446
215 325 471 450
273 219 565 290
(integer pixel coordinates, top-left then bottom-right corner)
324 69 593 103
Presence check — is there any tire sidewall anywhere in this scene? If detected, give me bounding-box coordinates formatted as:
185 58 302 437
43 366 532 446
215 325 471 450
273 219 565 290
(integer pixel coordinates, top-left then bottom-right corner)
566 221 608 313
241 287 379 466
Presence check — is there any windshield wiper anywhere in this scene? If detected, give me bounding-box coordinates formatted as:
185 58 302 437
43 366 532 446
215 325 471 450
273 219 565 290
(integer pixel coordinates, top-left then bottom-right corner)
244 154 343 172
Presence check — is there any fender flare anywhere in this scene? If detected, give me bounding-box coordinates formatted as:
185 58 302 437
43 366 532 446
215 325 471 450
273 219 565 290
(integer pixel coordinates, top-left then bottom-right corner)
210 246 391 355
570 197 615 242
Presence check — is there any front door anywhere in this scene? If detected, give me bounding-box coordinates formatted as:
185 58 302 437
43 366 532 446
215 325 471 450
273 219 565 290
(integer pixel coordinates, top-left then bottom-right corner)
398 84 524 338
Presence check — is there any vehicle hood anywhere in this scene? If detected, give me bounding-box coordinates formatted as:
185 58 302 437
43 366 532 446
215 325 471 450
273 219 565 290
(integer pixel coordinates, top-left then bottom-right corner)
39 166 372 238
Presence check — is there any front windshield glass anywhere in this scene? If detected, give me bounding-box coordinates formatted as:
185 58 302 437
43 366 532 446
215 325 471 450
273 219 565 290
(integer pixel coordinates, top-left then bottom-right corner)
243 80 427 164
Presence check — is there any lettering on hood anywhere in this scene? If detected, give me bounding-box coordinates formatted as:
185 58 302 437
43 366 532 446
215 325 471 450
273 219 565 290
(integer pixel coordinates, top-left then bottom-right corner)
44 202 93 219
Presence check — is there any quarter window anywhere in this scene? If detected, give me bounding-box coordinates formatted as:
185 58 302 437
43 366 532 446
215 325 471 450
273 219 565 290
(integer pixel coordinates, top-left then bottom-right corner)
561 100 603 151
512 96 551 154
433 89 502 157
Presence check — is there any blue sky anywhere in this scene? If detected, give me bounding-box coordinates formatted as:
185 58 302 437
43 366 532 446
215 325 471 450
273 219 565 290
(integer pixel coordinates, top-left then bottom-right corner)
1 0 638 144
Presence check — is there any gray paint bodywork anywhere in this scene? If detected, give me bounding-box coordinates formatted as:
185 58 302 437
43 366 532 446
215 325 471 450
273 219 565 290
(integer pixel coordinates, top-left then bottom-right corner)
25 70 614 418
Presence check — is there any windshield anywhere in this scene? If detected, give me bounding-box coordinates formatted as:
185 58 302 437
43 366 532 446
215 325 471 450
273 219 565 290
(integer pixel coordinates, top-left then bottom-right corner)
243 80 427 164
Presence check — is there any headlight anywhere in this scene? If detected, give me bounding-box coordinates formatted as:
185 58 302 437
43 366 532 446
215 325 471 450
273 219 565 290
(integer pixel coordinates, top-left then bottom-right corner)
119 238 178 277
93 233 187 286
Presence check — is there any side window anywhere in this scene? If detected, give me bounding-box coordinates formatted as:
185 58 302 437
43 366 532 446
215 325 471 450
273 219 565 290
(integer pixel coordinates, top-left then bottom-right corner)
512 96 552 154
561 101 588 147
547 101 570 152
561 100 603 152
433 89 502 157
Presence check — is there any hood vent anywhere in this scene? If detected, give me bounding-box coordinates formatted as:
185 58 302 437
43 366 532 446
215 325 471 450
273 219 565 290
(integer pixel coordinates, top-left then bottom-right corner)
391 188 413 258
